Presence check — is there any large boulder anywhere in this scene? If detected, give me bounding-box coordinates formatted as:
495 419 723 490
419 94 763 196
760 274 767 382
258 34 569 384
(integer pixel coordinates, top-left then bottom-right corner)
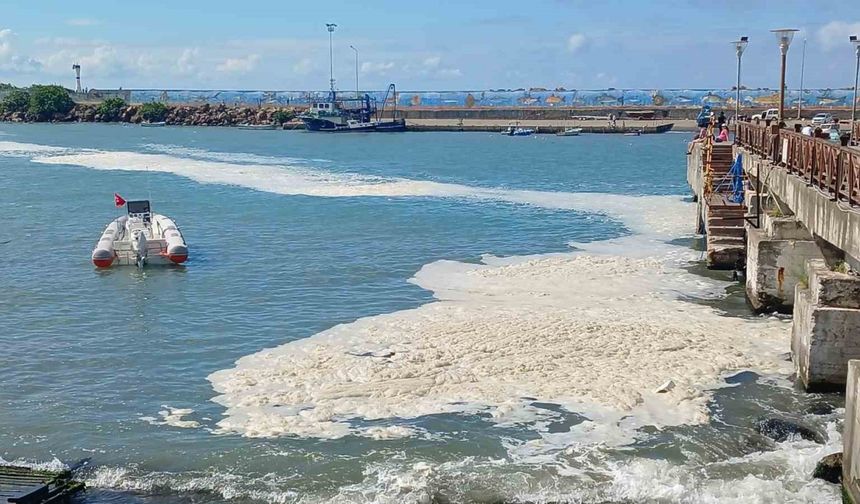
754 417 825 444
813 452 842 484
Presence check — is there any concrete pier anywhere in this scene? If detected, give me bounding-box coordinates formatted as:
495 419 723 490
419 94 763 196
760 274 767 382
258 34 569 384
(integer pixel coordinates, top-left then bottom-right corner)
792 260 860 390
734 121 860 391
843 361 860 501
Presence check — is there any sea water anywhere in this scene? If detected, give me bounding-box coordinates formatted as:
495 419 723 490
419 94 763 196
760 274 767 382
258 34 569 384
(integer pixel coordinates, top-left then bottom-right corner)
0 123 843 503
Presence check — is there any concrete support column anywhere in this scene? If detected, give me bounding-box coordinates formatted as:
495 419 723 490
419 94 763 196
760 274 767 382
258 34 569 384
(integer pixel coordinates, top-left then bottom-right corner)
745 212 826 312
844 361 860 501
793 260 860 390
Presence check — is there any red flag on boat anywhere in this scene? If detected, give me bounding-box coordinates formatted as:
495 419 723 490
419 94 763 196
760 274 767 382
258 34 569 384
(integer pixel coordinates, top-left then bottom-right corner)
114 193 126 207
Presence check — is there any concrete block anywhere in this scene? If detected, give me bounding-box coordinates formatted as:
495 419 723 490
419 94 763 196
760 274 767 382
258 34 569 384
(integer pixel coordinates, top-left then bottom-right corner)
746 225 826 312
765 215 812 241
793 285 860 390
807 260 860 309
843 361 860 501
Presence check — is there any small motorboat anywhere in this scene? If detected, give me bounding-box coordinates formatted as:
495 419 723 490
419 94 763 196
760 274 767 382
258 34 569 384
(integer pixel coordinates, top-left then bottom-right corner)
140 121 166 127
624 131 642 136
237 123 277 130
556 127 583 136
502 123 535 136
92 200 188 268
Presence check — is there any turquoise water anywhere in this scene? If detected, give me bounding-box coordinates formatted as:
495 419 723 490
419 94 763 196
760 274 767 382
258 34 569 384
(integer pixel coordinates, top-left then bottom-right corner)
0 124 842 503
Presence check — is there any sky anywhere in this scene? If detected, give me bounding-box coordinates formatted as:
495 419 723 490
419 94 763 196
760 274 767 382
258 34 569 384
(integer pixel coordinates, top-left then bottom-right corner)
1 0 859 91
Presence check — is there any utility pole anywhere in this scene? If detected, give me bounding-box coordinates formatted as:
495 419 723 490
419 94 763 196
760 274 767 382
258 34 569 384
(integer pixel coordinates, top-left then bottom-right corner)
350 45 359 99
797 38 806 120
326 23 337 94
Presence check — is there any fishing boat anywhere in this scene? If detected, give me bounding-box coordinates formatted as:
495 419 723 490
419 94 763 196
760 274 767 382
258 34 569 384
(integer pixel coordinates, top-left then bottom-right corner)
556 127 583 136
140 121 166 127
237 123 277 130
299 84 406 132
502 123 535 136
92 199 188 268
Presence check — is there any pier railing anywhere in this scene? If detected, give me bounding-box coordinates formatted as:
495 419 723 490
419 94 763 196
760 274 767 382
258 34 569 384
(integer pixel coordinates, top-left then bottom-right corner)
737 121 860 206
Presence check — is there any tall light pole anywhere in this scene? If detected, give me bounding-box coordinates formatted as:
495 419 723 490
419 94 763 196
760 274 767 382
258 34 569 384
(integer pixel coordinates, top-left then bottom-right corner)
732 36 748 138
771 28 798 127
350 45 359 99
326 23 337 94
851 35 860 145
797 38 806 120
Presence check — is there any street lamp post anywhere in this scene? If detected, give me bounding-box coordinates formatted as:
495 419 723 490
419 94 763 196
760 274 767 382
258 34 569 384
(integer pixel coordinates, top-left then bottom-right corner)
326 23 337 94
732 36 748 139
797 38 806 120
771 28 798 127
350 45 359 99
851 36 860 145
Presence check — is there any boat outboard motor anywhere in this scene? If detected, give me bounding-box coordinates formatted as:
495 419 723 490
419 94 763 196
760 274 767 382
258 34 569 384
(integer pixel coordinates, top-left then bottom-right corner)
132 229 148 268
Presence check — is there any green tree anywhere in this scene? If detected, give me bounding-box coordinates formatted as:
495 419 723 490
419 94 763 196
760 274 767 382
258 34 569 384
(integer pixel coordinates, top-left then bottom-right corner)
271 109 294 125
0 83 17 90
0 89 30 114
28 85 74 120
97 97 126 121
139 102 168 123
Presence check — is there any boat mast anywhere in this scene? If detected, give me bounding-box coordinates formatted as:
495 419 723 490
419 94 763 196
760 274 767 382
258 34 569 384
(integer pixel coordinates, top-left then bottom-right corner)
326 23 337 95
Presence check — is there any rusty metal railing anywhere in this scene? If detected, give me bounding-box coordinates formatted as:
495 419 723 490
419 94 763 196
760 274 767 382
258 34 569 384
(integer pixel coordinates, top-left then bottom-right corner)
736 121 860 207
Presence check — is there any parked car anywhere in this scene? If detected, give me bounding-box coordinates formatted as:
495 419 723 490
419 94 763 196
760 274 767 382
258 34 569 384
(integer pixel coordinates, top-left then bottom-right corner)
812 113 834 125
751 108 779 121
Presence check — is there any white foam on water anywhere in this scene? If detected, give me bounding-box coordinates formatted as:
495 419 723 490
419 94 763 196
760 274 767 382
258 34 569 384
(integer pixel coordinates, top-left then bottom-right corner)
140 143 325 166
0 141 70 156
20 140 690 238
140 405 200 429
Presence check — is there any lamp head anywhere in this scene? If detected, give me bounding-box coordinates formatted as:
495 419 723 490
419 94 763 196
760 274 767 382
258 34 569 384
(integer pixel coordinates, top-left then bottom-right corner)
326 23 337 33
771 28 798 54
732 36 749 57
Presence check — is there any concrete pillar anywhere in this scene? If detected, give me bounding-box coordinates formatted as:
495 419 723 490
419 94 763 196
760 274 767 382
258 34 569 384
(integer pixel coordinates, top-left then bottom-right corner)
843 361 860 501
745 212 826 313
793 259 860 391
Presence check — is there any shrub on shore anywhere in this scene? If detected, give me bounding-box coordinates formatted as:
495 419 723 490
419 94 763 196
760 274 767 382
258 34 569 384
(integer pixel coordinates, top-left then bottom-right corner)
140 102 168 123
0 89 30 114
28 85 74 120
271 109 294 125
96 97 126 121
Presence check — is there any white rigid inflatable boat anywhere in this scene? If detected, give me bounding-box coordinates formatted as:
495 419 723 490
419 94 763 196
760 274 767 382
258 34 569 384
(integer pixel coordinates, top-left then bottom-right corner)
92 200 188 268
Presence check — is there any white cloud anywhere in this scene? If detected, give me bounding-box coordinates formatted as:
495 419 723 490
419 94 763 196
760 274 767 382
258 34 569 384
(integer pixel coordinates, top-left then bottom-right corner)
422 56 441 69
292 57 314 75
817 21 860 51
43 45 125 77
361 61 396 75
0 28 41 73
66 18 100 27
176 47 199 75
216 54 260 73
567 33 587 53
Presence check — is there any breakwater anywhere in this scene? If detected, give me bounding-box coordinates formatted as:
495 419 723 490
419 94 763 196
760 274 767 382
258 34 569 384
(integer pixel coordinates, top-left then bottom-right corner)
0 103 297 126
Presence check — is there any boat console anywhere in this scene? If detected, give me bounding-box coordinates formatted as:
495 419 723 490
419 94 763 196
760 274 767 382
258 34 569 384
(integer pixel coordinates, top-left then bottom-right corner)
126 200 152 224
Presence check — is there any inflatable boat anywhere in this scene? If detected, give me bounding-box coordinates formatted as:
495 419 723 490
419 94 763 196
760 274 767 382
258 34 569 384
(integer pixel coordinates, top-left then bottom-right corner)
92 200 188 268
